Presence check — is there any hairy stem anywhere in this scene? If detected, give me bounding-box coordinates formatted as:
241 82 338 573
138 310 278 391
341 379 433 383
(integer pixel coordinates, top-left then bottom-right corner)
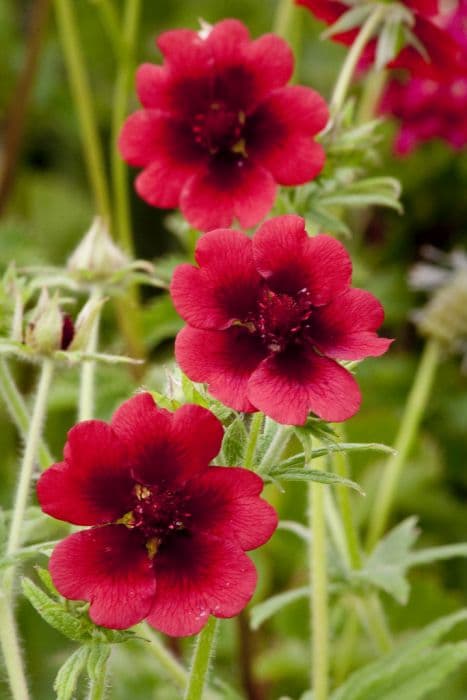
6 359 54 559
54 0 111 221
0 359 53 469
78 287 102 422
140 623 188 690
0 595 30 700
366 339 441 550
330 5 385 116
184 617 219 700
244 413 264 470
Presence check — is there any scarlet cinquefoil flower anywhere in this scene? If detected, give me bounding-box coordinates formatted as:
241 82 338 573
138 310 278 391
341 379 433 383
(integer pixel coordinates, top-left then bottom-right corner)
171 215 392 426
381 1 467 153
37 393 277 636
295 0 464 80
119 19 329 231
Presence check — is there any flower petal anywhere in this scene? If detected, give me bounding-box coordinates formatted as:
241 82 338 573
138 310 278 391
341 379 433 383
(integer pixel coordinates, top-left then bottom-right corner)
175 326 265 413
186 467 277 550
245 34 294 96
253 217 352 303
204 19 250 65
311 288 393 360
180 161 276 231
147 532 257 637
49 527 156 630
37 421 133 526
247 347 361 424
136 64 171 110
156 29 209 74
111 393 223 485
171 229 260 330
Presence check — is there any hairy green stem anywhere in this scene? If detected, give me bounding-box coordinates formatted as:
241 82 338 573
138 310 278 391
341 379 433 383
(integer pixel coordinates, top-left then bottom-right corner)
330 5 385 116
366 339 441 550
184 617 218 700
0 595 30 700
309 451 329 700
243 413 264 470
0 359 53 469
111 0 141 255
54 0 111 221
258 425 291 474
78 287 102 422
6 359 54 559
88 671 107 700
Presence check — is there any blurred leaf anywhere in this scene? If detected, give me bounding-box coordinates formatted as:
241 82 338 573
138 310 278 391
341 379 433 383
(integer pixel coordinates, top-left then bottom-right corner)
376 19 404 69
54 647 89 700
250 587 309 630
405 543 467 567
141 294 183 349
322 5 372 38
269 465 365 495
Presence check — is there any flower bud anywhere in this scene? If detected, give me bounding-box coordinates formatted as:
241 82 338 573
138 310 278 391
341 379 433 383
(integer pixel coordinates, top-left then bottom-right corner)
67 217 129 281
68 296 107 351
25 289 68 355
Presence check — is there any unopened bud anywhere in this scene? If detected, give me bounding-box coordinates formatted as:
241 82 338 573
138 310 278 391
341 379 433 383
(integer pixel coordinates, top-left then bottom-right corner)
415 271 467 353
67 217 129 281
69 296 107 351
25 289 67 355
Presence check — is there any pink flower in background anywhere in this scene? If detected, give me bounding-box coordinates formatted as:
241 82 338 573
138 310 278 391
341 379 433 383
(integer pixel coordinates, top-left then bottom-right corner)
295 0 465 80
37 394 277 637
119 19 329 232
381 0 467 153
171 215 392 426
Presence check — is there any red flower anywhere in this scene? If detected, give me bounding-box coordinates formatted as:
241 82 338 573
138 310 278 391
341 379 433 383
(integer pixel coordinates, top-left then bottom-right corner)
37 394 277 637
381 1 467 152
295 0 464 80
119 19 329 231
171 215 392 426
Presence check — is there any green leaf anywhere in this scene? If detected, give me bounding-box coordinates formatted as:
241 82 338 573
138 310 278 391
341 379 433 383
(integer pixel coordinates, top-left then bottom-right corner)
277 520 310 542
322 5 373 38
332 642 467 700
181 373 210 407
376 19 404 69
269 466 365 496
35 566 60 597
22 577 93 642
54 647 89 700
353 517 419 603
405 542 467 567
250 587 309 630
275 441 396 471
149 390 182 411
222 417 248 466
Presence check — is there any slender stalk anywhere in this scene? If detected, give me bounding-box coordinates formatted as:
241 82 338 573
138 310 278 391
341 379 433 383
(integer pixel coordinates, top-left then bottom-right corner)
184 617 218 700
309 452 329 700
91 0 123 56
243 413 264 470
333 448 362 570
111 0 141 255
0 359 53 469
366 339 441 550
357 68 388 123
54 0 111 221
6 359 54 559
140 623 188 690
273 0 302 81
355 593 392 653
78 287 102 422
0 595 30 700
330 5 385 116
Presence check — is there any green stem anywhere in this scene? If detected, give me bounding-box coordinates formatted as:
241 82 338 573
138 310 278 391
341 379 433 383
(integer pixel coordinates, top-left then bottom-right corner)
355 593 392 653
309 452 329 700
333 447 362 570
0 595 30 700
184 617 218 700
140 623 188 690
91 0 123 56
6 359 54 559
273 0 302 81
111 0 141 255
330 5 385 116
0 359 53 469
357 67 388 123
366 339 441 550
78 287 102 422
54 0 111 221
243 413 264 470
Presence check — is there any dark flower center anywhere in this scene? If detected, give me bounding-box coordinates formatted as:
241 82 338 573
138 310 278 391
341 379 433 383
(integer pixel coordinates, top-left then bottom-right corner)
244 286 314 353
120 484 191 557
192 103 246 156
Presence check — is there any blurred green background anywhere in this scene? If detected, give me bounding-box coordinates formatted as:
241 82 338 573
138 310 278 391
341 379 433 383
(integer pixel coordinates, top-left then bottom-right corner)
1 1 466 698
